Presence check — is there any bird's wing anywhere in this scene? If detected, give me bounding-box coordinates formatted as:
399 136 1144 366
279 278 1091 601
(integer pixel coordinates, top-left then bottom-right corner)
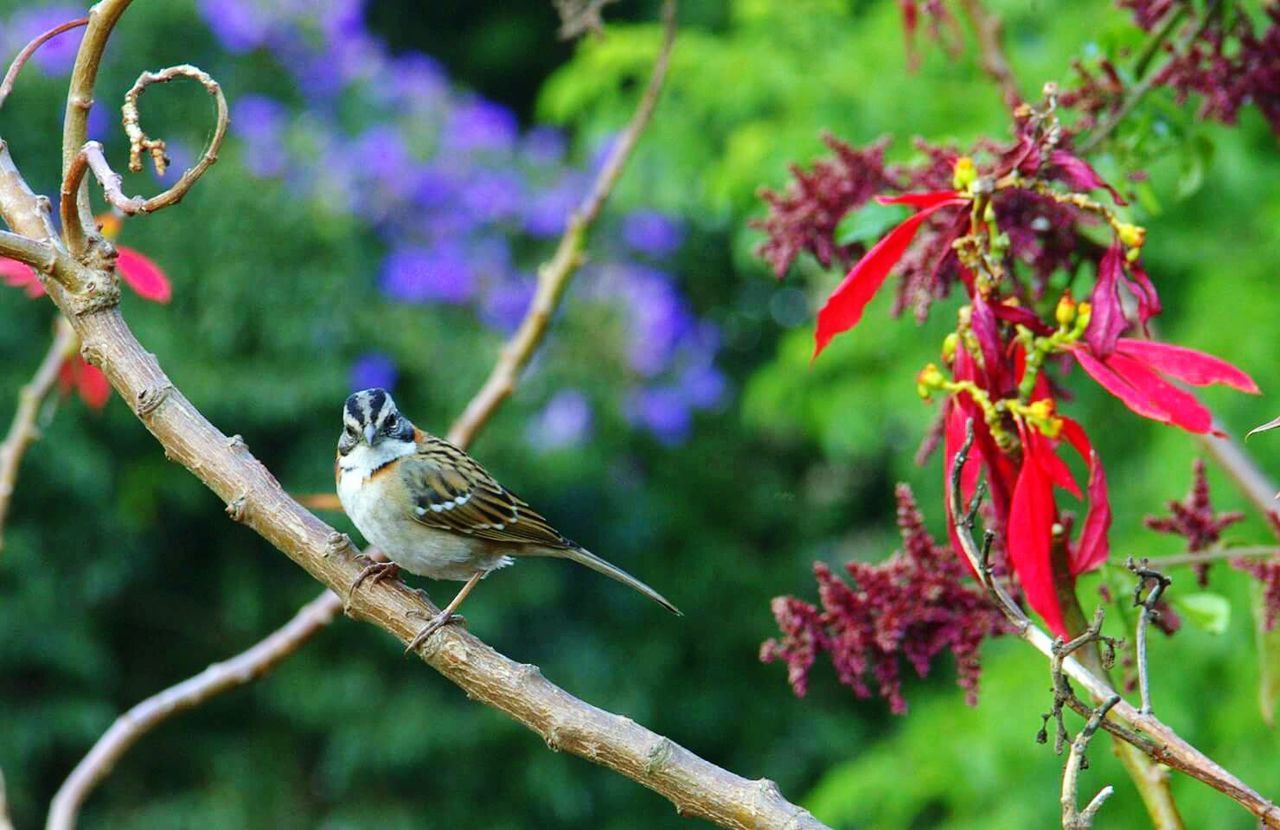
398 434 574 548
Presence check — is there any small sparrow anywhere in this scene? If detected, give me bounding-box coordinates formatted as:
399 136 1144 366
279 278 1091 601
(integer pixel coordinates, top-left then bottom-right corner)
336 388 680 651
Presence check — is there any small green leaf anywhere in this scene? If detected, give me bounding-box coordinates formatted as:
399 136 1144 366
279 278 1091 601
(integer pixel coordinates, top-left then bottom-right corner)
1173 592 1230 635
834 202 909 247
1252 582 1280 727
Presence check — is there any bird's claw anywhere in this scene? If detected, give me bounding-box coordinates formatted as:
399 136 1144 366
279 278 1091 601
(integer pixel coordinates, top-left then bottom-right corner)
345 560 400 613
403 609 466 654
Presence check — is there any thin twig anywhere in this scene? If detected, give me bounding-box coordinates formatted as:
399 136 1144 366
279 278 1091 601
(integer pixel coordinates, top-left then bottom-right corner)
1154 545 1279 569
0 16 89 111
0 317 78 552
448 0 677 448
60 0 136 258
1078 0 1221 154
1062 695 1122 830
46 592 342 830
948 419 1280 827
1127 557 1172 715
60 64 228 253
957 0 1021 112
0 767 13 830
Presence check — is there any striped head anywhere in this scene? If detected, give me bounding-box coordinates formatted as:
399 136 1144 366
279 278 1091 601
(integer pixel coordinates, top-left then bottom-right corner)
339 388 416 457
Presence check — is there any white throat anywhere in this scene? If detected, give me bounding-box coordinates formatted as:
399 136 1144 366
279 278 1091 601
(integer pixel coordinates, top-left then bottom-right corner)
339 437 416 480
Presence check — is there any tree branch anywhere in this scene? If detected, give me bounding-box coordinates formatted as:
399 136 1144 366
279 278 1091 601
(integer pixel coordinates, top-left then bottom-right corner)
60 64 228 252
1061 695 1121 830
949 421 1280 827
7 3 824 827
46 591 342 830
0 317 78 552
0 16 88 111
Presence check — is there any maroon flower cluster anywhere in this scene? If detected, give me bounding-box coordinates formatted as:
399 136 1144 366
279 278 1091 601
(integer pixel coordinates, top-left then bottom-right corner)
754 120 1107 324
760 485 1008 714
754 135 896 278
1145 458 1245 585
1236 557 1280 631
1127 2 1280 134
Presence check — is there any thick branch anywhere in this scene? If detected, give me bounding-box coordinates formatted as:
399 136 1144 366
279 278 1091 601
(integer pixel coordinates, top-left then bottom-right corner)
7 2 825 826
0 317 78 551
949 422 1280 827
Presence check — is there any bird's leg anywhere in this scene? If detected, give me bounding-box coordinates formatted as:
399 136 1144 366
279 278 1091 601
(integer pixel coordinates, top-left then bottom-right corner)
404 570 484 654
346 559 401 613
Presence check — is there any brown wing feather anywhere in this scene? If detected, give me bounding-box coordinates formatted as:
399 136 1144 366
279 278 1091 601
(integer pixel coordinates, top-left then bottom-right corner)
400 434 573 549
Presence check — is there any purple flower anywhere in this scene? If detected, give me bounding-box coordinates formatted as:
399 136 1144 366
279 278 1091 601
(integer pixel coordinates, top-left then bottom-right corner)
232 95 289 177
351 351 398 392
618 266 694 376
380 242 474 304
522 176 585 238
199 0 272 53
4 6 85 74
528 390 593 450
442 98 517 155
459 170 524 223
385 53 448 110
627 387 692 444
678 363 726 410
622 210 684 256
481 274 535 332
522 126 567 166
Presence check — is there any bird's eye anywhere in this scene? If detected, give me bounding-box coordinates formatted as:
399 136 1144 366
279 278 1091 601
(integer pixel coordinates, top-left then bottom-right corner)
344 424 358 436
385 415 399 430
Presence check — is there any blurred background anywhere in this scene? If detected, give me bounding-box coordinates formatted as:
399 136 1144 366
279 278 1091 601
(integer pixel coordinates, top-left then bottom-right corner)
1 0 1278 827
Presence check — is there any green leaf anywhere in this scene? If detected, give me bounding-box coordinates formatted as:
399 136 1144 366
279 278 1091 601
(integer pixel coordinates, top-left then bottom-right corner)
1173 591 1230 635
834 201 909 246
1252 582 1280 727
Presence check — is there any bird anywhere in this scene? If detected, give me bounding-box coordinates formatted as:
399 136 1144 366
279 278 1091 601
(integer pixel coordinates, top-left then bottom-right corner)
336 387 680 652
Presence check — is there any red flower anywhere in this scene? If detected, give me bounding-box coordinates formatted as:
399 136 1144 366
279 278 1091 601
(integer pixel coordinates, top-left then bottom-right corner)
1085 242 1160 355
0 246 170 302
1069 337 1259 434
2 226 171 409
58 357 111 410
813 190 968 359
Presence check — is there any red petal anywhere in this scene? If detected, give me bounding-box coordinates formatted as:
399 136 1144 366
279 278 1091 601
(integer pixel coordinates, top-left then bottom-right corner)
116 247 171 303
1121 261 1161 326
1105 350 1213 433
990 300 1054 336
1085 243 1127 356
1036 437 1081 498
970 294 1004 391
1049 149 1127 205
1008 440 1066 636
1 257 45 298
1114 339 1259 394
76 360 111 409
1060 417 1110 574
1073 345 1202 430
875 190 967 209
813 199 966 359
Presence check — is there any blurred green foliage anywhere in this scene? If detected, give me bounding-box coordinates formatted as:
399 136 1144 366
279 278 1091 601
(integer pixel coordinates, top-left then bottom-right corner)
1 0 1278 828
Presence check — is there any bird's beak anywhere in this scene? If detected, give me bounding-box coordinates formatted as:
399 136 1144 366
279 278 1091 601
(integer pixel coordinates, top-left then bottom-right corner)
364 424 377 445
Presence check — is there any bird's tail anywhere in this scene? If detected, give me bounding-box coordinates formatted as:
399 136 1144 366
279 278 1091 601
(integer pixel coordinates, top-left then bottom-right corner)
540 546 681 615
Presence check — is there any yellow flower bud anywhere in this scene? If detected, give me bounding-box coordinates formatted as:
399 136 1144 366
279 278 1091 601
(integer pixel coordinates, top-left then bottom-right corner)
942 332 959 362
952 156 977 191
916 362 945 400
1074 301 1092 334
1116 222 1146 249
1055 292 1076 328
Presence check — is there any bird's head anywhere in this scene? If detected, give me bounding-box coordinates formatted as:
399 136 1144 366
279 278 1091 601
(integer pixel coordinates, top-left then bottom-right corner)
340 388 415 456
